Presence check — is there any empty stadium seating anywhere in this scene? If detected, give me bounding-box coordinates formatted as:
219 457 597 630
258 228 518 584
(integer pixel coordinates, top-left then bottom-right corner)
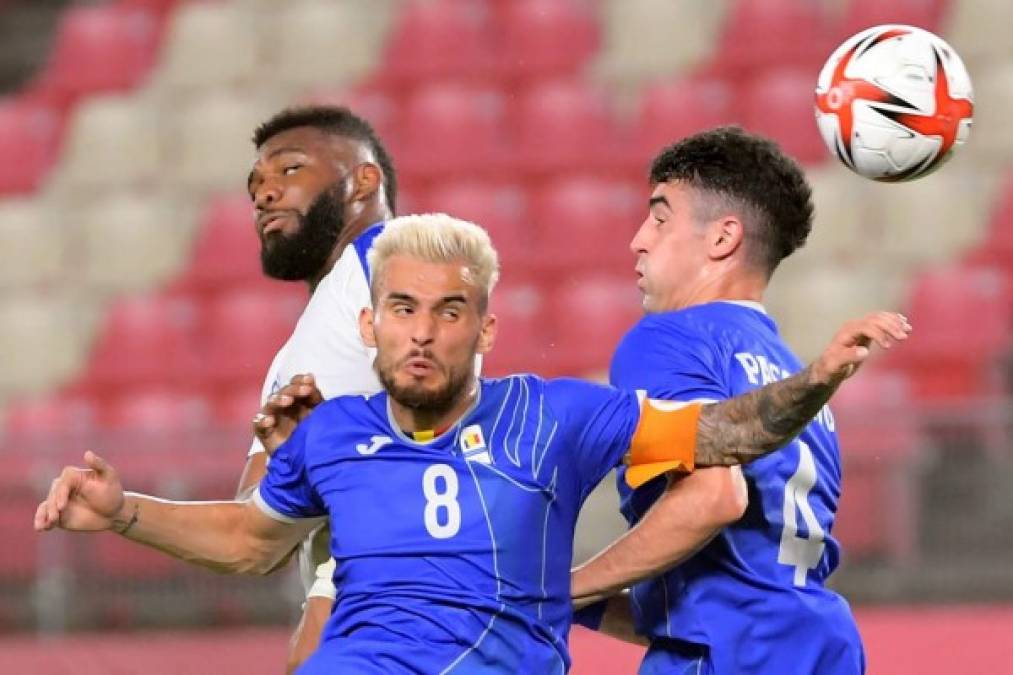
483 280 551 376
0 97 62 195
886 263 1010 402
380 0 494 83
738 68 829 165
493 0 599 80
709 0 832 77
82 294 200 390
510 79 625 174
33 4 161 105
632 76 736 161
0 200 64 288
398 83 509 179
529 175 642 272
175 194 261 292
199 288 305 385
546 273 643 375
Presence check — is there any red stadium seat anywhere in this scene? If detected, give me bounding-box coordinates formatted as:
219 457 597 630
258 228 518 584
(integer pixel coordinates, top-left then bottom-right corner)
177 194 261 292
200 288 306 384
738 68 829 164
92 531 180 581
886 264 1010 401
833 371 921 563
420 181 531 270
529 176 642 273
0 97 62 195
633 76 736 160
710 0 831 76
399 83 509 179
510 79 623 174
83 294 200 389
302 86 405 161
546 273 643 375
34 5 161 102
493 0 599 80
838 0 946 39
0 501 39 580
102 387 213 433
483 280 551 376
214 384 263 428
968 173 1013 272
3 395 99 444
380 0 494 83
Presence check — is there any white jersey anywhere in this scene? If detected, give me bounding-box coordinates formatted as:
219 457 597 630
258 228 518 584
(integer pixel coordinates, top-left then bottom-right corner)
249 223 384 599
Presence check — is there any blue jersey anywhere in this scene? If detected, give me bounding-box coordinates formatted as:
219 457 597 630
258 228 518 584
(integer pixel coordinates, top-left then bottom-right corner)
610 302 864 675
256 375 642 674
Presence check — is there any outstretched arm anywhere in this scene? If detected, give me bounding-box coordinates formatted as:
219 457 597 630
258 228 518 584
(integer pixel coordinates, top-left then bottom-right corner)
35 451 313 575
694 311 910 467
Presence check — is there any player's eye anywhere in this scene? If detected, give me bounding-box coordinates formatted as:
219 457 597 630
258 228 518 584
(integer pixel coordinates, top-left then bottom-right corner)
441 308 461 320
282 164 303 176
392 304 413 316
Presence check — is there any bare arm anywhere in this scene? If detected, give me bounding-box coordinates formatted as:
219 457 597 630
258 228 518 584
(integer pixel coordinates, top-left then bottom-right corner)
572 467 747 607
693 311 910 467
35 451 313 575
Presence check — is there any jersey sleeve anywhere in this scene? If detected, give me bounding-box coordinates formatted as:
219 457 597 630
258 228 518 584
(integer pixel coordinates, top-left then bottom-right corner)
545 378 705 494
611 315 731 491
253 416 326 521
544 378 642 494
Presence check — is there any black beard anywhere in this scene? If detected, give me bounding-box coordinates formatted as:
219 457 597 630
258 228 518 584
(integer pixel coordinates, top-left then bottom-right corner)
375 354 474 418
260 187 345 281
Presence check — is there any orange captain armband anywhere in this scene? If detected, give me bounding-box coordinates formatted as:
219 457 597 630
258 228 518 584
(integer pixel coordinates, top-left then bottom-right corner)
623 392 702 489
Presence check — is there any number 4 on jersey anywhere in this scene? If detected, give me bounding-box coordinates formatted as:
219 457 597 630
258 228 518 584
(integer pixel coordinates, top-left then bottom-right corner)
778 441 826 586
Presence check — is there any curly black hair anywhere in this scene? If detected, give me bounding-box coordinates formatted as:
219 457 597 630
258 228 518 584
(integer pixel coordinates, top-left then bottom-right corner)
649 126 813 275
253 105 397 214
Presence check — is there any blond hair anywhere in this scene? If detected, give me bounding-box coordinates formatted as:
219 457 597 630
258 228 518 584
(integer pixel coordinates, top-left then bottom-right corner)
367 213 501 311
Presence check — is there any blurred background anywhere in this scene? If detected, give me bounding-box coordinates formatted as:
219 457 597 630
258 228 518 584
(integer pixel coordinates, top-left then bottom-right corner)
0 0 1010 673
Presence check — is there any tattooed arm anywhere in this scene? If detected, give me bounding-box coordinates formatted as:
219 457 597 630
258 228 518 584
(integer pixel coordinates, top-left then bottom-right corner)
572 312 912 613
693 311 910 467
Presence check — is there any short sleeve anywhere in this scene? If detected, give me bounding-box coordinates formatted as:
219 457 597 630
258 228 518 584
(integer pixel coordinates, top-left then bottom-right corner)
544 378 641 494
254 418 326 521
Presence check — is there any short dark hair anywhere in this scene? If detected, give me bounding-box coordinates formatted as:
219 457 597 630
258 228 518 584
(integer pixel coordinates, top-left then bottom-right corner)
649 126 813 275
253 105 397 214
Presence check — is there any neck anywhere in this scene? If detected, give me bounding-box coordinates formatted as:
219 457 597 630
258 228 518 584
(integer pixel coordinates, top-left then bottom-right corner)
666 269 767 312
389 379 479 436
306 206 390 293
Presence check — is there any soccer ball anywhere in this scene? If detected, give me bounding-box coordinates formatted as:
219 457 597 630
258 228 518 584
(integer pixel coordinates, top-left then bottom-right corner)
814 25 973 182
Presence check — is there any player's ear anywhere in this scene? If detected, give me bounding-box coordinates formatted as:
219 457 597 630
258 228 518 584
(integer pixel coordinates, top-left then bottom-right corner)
349 163 382 204
476 312 497 355
359 307 377 347
709 216 744 261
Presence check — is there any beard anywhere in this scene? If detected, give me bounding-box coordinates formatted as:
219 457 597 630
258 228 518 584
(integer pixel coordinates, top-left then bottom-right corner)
374 349 475 418
260 186 345 281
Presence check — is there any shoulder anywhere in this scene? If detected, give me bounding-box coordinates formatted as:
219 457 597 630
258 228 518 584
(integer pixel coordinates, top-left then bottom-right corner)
305 392 376 427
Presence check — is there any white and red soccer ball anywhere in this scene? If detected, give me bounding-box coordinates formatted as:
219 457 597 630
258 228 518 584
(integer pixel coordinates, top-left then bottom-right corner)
814 24 974 182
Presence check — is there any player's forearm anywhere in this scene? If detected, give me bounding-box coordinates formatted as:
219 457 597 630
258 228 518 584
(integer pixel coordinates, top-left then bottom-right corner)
112 493 286 575
694 364 836 466
572 468 745 604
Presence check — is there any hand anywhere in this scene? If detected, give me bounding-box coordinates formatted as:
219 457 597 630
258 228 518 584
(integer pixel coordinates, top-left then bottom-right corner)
253 374 324 456
810 311 912 386
34 451 126 533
